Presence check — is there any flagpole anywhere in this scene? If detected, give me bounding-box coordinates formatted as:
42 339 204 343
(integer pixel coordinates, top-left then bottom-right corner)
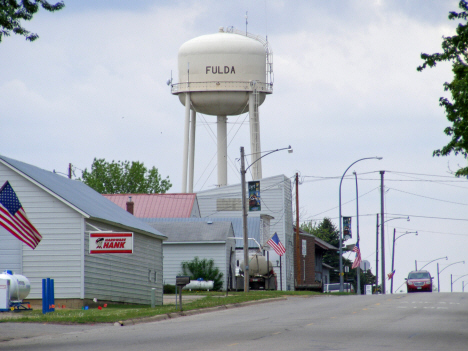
280 256 282 291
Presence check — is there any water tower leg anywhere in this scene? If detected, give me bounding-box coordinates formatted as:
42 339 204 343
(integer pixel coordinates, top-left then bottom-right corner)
182 93 191 193
249 92 262 180
188 109 196 193
217 115 228 187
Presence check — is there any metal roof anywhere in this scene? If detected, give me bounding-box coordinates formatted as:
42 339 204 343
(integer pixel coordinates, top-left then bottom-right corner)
142 217 261 249
0 155 166 240
294 226 338 251
147 221 233 243
103 193 198 218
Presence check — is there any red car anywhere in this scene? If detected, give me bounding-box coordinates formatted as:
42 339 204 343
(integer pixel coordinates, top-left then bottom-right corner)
406 270 433 293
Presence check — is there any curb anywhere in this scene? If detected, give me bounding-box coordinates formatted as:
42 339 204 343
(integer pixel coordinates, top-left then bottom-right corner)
118 297 287 326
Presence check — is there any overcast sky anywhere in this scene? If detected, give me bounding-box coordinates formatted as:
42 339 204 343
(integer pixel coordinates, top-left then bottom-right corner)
2 0 467 292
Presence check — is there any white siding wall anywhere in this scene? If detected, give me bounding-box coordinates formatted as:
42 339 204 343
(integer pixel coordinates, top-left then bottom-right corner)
163 243 229 290
0 227 22 274
197 175 294 290
84 220 163 305
0 164 84 299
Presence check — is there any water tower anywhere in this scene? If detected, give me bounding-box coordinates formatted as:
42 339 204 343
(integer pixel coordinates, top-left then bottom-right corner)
171 26 273 192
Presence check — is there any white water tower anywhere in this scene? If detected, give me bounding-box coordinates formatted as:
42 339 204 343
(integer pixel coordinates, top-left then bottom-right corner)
171 26 273 192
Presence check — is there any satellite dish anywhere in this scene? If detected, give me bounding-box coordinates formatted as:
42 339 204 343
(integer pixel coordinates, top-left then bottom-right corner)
166 79 171 86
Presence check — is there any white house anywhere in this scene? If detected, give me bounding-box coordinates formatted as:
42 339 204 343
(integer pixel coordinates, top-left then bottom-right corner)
0 155 166 307
196 174 294 291
146 221 235 290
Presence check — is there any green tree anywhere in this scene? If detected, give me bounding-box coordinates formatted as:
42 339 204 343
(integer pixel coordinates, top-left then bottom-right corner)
418 0 468 177
180 257 224 291
80 158 172 194
0 0 64 42
301 218 351 283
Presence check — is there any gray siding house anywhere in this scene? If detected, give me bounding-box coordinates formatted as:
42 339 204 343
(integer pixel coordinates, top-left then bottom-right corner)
0 155 166 307
196 174 294 290
146 221 235 290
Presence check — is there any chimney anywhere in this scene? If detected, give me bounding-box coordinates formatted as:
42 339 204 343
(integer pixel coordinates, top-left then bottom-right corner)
126 196 134 215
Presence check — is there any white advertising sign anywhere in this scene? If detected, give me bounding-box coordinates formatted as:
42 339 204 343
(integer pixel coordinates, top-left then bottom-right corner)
89 232 133 254
365 285 373 295
302 239 307 256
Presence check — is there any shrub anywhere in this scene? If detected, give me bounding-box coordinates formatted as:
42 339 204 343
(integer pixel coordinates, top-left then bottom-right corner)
180 257 224 291
163 284 176 294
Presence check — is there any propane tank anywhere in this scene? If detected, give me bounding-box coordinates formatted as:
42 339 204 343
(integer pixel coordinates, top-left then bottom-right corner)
240 255 273 276
0 270 31 301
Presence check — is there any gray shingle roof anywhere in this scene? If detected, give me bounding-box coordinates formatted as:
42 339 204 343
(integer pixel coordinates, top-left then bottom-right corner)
147 221 233 243
0 155 166 239
142 217 261 248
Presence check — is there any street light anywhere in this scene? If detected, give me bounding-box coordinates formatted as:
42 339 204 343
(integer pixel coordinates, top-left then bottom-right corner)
390 230 417 294
339 156 382 292
417 256 448 271
352 171 361 295
451 273 468 292
375 216 409 294
438 261 465 292
240 145 292 292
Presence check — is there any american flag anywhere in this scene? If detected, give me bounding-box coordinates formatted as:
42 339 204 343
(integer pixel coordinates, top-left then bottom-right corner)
387 270 395 280
266 232 286 256
351 243 361 269
0 181 42 249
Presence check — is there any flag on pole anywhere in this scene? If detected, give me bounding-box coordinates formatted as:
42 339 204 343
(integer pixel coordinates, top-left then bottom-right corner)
0 181 42 249
266 232 286 256
387 270 395 280
351 243 361 269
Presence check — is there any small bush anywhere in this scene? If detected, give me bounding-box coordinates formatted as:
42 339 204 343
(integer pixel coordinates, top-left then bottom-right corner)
180 257 224 291
163 284 176 294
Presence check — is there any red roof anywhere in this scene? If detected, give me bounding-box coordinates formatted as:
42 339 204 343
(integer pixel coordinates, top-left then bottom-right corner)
102 193 197 218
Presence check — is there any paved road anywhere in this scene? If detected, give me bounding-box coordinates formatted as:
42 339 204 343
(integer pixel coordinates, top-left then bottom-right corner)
1 293 468 350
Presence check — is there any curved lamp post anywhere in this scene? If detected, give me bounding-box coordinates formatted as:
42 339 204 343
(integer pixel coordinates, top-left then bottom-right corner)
418 256 448 271
375 216 409 293
240 145 292 292
452 273 468 292
390 230 417 294
438 261 465 292
339 156 382 292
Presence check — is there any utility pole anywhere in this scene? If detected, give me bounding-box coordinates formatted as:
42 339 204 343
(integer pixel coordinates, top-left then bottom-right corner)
375 214 379 293
240 147 249 292
391 228 395 294
295 173 301 289
380 170 386 294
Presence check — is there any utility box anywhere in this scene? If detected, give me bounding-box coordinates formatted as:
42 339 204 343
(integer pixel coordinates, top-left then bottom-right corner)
0 279 9 311
176 276 190 287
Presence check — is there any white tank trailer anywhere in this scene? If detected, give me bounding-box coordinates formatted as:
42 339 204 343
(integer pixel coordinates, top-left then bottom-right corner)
171 27 273 191
239 255 276 290
0 270 31 303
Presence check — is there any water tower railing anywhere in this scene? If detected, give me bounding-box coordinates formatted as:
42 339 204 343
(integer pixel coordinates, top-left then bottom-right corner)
171 81 273 94
226 27 274 86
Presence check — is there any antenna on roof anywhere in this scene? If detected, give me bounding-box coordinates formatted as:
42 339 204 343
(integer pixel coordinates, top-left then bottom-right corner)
245 11 248 35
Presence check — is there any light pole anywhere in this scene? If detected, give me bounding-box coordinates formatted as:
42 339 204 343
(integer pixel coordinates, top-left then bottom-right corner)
391 230 417 294
438 261 465 292
418 256 448 271
376 216 409 293
240 145 292 292
339 157 382 292
452 273 468 292
353 171 360 295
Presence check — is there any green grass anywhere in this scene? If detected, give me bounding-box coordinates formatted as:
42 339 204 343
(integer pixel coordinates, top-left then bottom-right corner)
0 290 323 324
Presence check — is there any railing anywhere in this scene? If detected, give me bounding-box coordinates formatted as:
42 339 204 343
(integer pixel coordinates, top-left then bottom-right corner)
171 81 274 94
225 26 274 86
